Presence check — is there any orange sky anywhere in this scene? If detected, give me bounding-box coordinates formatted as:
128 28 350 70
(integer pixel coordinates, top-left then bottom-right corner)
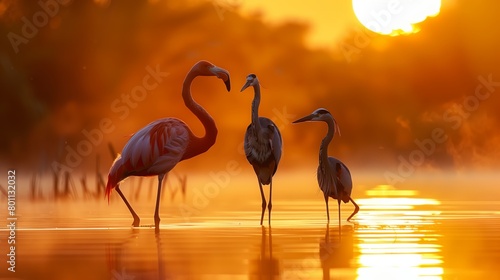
237 0 358 48
236 0 455 47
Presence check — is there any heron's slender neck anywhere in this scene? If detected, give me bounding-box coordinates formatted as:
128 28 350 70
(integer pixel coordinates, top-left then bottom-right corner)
251 83 262 132
319 117 335 168
181 69 217 159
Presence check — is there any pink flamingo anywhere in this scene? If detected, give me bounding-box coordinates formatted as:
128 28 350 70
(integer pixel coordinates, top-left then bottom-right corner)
106 60 231 229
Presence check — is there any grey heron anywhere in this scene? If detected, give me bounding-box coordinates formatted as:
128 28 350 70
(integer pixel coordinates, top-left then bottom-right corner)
293 108 359 236
240 74 282 225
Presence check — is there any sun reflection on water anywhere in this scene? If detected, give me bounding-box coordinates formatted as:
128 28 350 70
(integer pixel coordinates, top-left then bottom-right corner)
355 185 443 280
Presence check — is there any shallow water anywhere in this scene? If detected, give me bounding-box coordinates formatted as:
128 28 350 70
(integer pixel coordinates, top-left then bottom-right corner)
2 185 500 279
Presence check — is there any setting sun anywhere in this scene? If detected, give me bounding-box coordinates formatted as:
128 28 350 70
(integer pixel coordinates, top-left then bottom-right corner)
352 0 441 35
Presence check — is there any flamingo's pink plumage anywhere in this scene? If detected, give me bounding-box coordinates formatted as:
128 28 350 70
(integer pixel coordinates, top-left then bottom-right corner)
105 60 230 228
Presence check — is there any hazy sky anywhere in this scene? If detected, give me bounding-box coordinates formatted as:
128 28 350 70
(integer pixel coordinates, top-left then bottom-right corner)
237 0 359 48
2 0 499 174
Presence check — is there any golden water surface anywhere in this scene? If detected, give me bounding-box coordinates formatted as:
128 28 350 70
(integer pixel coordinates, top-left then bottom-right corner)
1 183 500 280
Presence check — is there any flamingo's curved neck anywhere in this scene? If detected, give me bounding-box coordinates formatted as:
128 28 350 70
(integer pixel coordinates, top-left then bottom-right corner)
251 83 262 132
181 70 217 159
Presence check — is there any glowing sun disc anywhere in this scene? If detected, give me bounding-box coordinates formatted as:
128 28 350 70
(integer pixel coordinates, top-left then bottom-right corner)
352 0 441 35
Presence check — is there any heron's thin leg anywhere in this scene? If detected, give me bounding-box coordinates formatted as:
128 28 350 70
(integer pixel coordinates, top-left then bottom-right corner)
115 185 140 227
258 181 266 225
347 197 359 222
154 174 165 230
324 194 330 222
268 180 273 225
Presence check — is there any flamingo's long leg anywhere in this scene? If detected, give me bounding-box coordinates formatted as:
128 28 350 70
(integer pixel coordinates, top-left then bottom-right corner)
154 174 165 230
338 199 341 240
116 185 140 227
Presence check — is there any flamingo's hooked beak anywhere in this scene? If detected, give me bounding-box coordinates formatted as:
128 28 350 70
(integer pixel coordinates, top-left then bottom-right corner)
210 66 231 92
292 114 315 124
224 78 231 92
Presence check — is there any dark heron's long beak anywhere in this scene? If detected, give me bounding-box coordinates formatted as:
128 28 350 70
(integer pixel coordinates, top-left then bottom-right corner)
292 114 315 124
240 80 252 92
224 78 231 92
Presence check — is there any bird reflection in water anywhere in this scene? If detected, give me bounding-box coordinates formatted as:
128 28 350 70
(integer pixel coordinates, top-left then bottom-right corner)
250 226 281 279
156 231 166 280
106 229 167 280
319 223 355 280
